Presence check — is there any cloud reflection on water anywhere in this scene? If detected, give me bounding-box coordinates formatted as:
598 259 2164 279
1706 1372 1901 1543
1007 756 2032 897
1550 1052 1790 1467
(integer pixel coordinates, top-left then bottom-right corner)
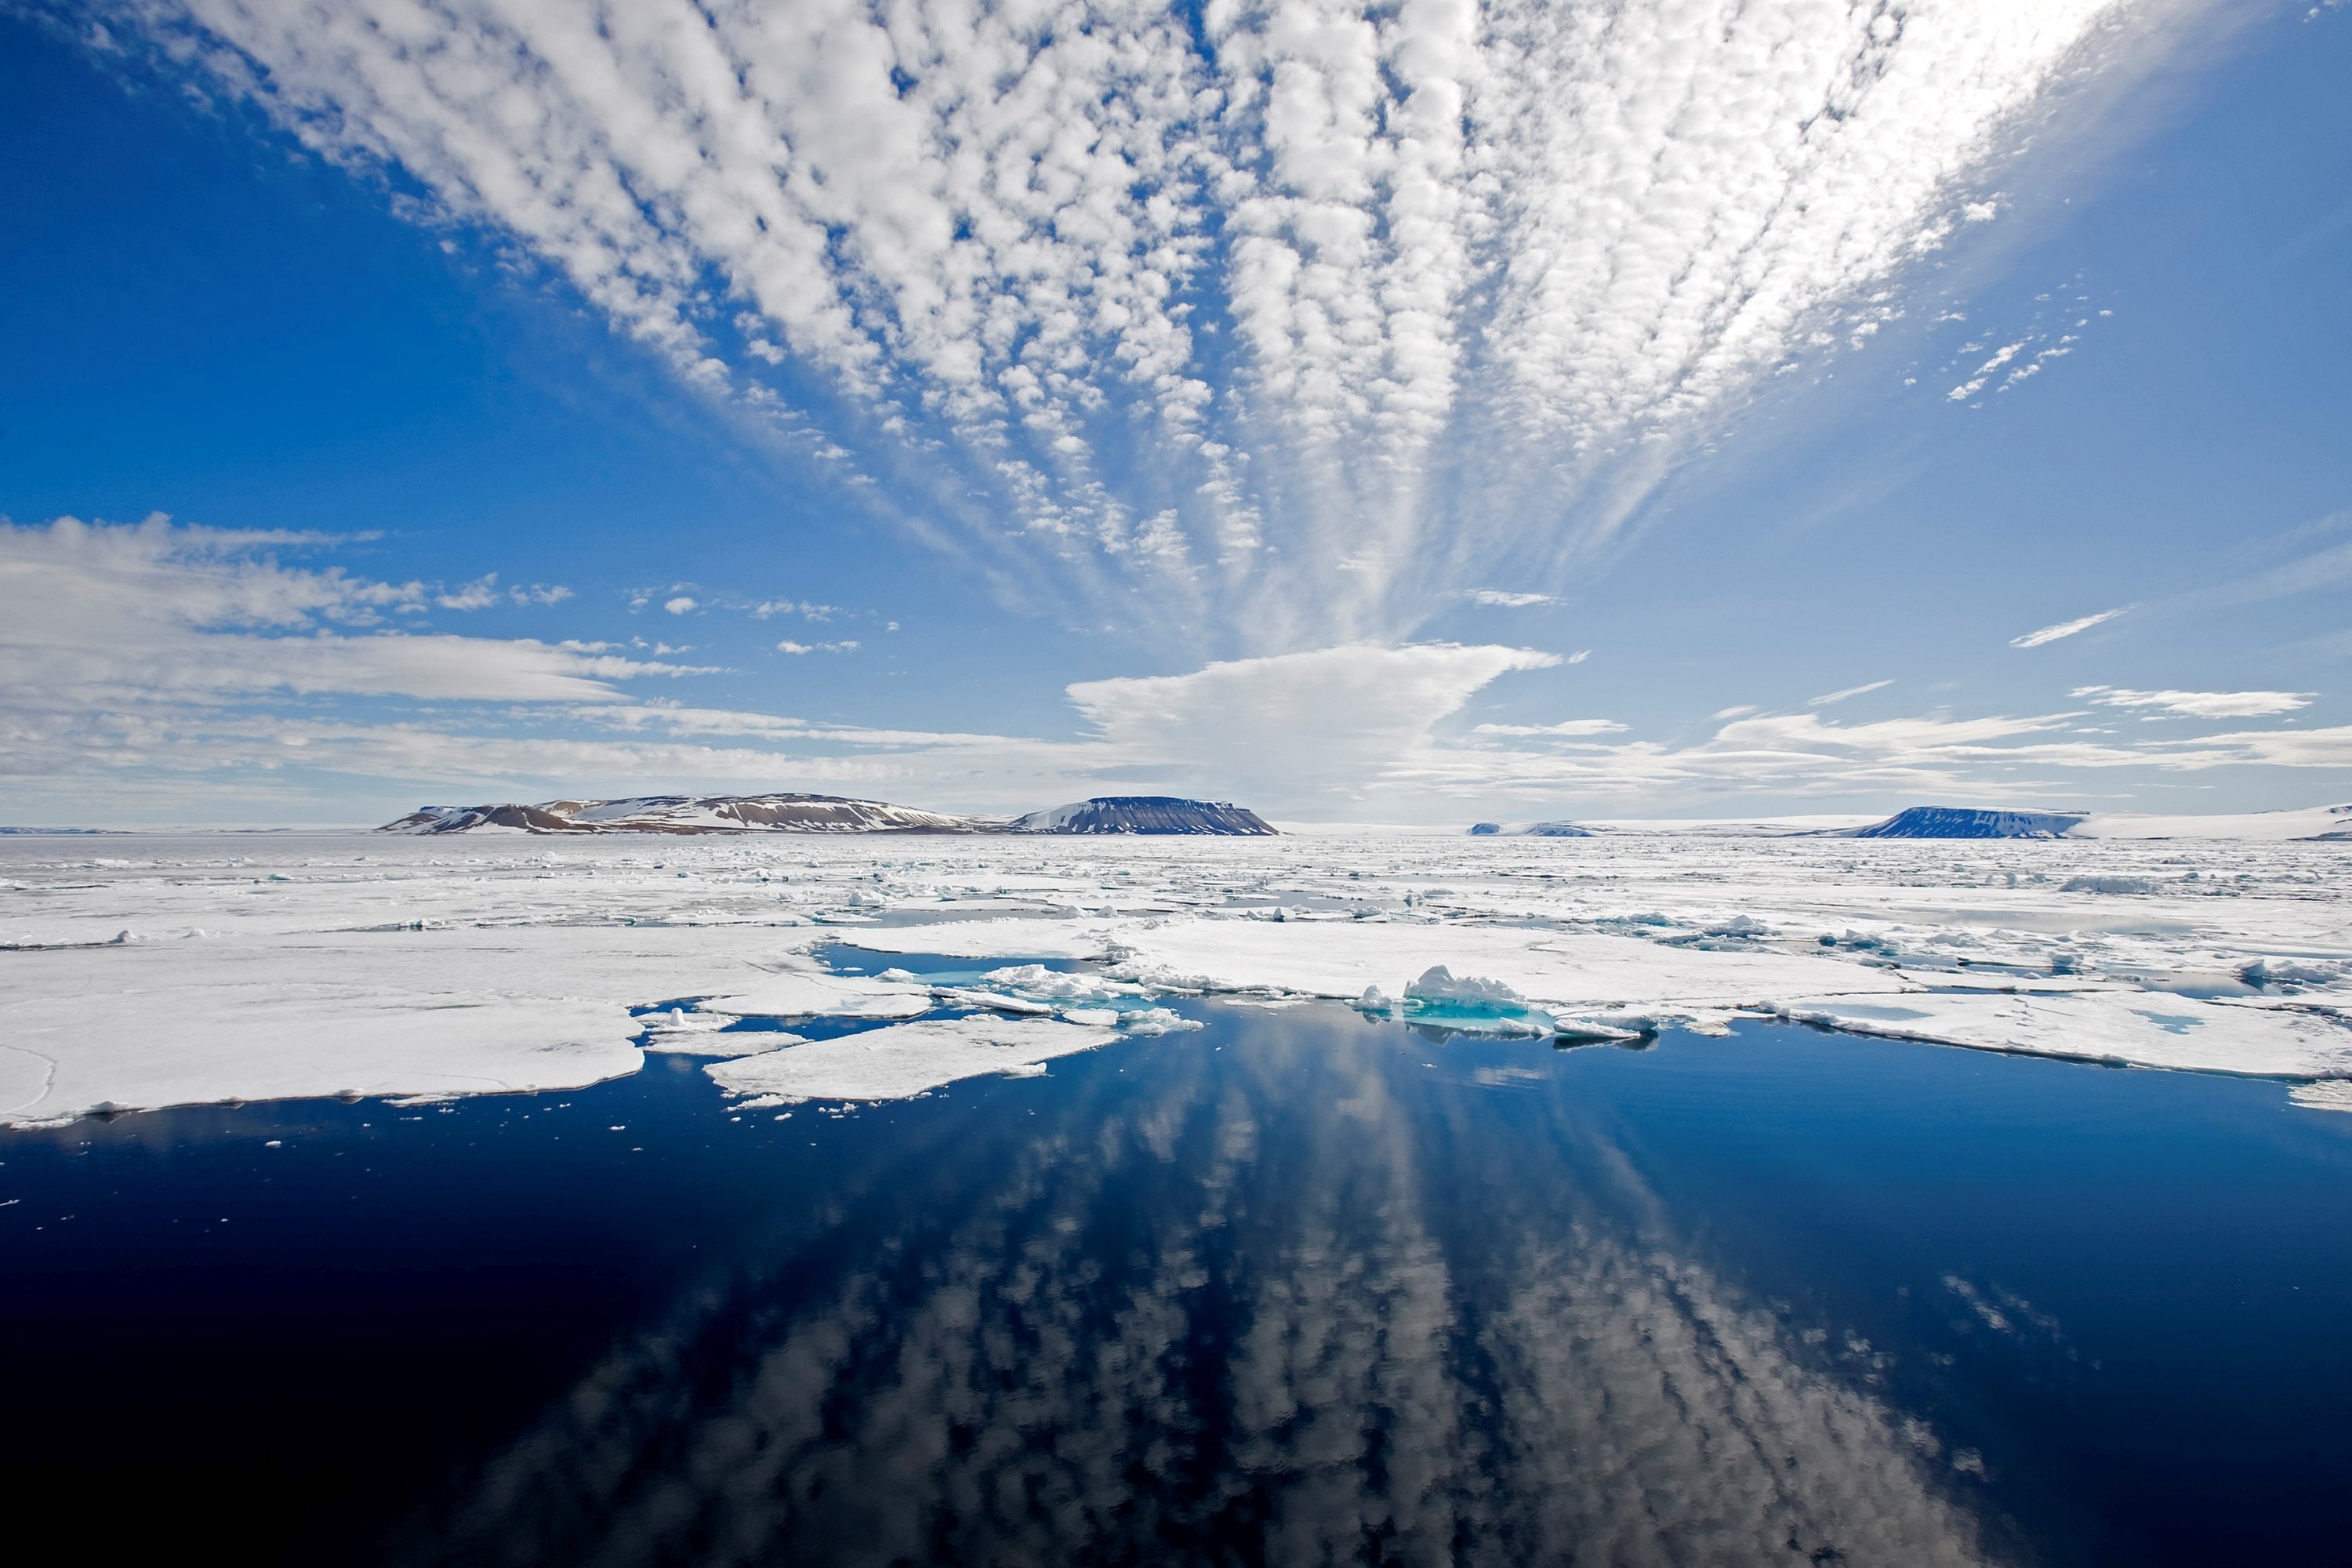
399 1011 1994 1566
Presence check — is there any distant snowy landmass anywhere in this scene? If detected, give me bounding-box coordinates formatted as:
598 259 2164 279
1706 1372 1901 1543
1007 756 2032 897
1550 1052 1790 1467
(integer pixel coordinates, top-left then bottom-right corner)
1845 804 2352 840
1846 807 2088 840
2071 803 2352 841
1008 797 1277 836
379 793 1279 837
380 794 988 836
1468 821 1592 838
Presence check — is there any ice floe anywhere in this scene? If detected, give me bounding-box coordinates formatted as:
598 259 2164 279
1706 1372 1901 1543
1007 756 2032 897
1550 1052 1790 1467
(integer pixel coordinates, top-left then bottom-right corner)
2 826 2347 1123
706 1016 1120 1106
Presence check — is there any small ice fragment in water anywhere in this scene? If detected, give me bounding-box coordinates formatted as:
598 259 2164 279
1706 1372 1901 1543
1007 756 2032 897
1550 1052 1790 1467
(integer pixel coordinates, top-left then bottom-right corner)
2288 1081 2352 1114
1118 1007 1202 1036
1400 967 1555 1036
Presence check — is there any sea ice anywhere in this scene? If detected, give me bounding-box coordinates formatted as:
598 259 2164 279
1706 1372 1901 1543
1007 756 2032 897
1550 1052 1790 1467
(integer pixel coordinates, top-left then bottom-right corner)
1394 966 1555 1036
0 932 638 1123
1102 919 1909 1038
694 961 933 1022
705 1016 1120 1105
3 825 2347 1123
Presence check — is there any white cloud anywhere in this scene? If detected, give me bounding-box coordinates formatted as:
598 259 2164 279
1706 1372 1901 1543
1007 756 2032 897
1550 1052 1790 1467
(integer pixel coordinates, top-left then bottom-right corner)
664 596 699 615
1065 642 1558 804
423 572 575 612
1441 700 2352 804
2011 606 2132 648
0 516 717 790
1566 649 1591 665
1809 679 1894 706
776 641 861 655
2074 684 2313 719
2164 724 2352 768
100 0 2171 644
1465 590 1563 608
1947 337 2027 400
753 600 841 621
2 532 2338 819
437 574 503 611
1473 719 1627 738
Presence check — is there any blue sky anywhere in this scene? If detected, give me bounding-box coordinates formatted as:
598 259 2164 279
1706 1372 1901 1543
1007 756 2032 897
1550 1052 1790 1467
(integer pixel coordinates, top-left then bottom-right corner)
3 0 2348 824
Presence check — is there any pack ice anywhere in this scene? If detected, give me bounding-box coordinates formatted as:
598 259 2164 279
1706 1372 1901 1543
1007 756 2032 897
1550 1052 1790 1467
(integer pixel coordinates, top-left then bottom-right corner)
2 824 2347 1125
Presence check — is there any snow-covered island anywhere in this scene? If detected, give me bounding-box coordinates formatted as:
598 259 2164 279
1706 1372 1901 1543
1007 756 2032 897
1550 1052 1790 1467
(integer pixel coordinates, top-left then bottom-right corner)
3 807 2349 1127
380 793 1276 837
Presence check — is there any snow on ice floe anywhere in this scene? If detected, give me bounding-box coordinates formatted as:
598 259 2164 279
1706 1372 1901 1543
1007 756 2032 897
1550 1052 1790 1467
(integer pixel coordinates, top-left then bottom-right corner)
1104 920 1909 1035
2 826 2349 1123
2288 1080 2352 1113
695 966 933 1022
0 930 639 1124
823 918 1113 960
706 1016 1122 1106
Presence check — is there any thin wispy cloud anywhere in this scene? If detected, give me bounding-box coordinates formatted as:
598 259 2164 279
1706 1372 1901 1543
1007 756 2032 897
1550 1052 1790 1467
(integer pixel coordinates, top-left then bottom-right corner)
95 0 2174 648
0 516 711 736
753 601 841 622
437 573 573 611
1466 590 1564 608
2011 607 2132 648
2074 685 2313 719
1809 679 1894 706
1474 720 1628 738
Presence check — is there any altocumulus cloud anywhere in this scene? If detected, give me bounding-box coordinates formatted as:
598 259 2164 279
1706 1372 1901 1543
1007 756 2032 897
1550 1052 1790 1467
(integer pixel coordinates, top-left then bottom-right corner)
88 0 2190 648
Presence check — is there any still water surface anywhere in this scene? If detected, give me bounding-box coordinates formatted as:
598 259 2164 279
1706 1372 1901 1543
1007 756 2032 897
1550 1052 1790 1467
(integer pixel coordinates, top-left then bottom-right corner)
3 1001 2348 1566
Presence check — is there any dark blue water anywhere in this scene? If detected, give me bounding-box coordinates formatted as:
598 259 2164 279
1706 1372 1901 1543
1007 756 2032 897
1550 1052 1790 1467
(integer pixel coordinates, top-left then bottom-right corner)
3 1005 2349 1566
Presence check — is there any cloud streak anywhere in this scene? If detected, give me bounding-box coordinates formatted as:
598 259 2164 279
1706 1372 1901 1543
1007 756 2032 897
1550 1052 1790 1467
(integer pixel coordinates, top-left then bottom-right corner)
2075 684 2314 718
2011 606 2132 648
0 515 688 706
95 0 2182 649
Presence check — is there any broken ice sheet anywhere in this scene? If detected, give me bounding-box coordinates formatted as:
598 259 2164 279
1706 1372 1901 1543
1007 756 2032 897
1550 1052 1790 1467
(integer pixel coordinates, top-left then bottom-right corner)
706 1016 1121 1106
4 826 2350 1123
